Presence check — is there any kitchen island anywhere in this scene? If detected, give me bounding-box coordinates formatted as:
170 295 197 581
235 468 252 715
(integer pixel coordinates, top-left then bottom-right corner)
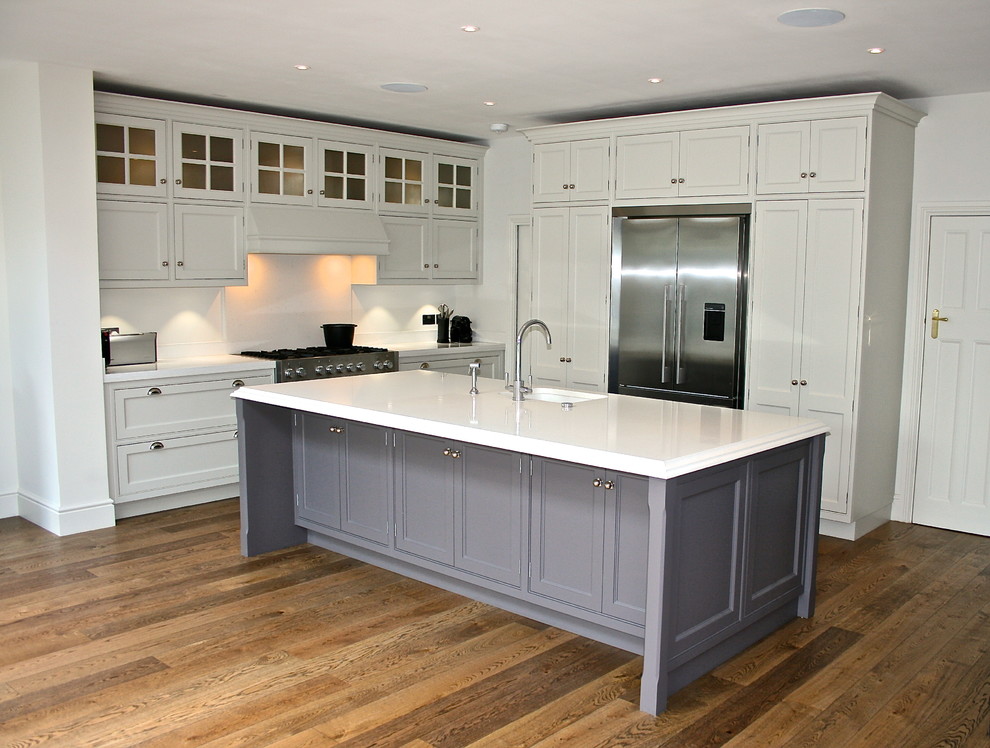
233 370 827 715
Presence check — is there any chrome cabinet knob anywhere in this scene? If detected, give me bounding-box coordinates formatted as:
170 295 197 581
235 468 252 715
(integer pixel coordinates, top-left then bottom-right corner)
800 379 808 386
800 173 808 179
592 478 603 487
670 178 677 184
603 480 615 490
809 172 817 178
791 379 799 386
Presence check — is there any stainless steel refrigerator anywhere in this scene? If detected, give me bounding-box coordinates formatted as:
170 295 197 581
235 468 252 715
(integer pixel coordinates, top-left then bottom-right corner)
608 206 749 408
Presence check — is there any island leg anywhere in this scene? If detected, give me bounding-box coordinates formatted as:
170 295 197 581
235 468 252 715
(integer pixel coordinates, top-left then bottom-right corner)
237 399 306 556
798 434 826 618
640 476 673 715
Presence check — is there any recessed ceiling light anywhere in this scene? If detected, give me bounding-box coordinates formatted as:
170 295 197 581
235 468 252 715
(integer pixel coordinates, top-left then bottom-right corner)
380 83 429 94
648 78 663 84
460 25 481 32
294 64 311 71
867 47 885 54
777 8 846 27
483 101 496 107
490 123 509 133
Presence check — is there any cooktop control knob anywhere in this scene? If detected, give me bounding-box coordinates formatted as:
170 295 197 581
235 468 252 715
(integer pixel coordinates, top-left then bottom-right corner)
355 362 365 372
283 368 294 379
315 365 325 375
295 367 306 377
345 363 355 372
335 364 345 373
373 360 383 370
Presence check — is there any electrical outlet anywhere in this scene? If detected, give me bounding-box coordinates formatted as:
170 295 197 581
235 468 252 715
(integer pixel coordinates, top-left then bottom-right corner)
422 313 437 325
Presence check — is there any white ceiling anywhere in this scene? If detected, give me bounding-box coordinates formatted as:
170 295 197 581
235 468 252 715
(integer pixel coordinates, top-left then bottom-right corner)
2 0 989 143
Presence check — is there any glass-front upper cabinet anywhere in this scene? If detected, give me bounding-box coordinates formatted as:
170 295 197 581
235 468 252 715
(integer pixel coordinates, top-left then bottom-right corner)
250 133 311 205
379 148 428 214
434 156 478 217
95 114 167 197
171 123 244 200
317 140 374 209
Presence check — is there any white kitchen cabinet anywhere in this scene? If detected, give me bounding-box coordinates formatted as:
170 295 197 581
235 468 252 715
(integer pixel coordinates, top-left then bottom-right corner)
95 113 168 198
528 206 610 391
379 148 480 218
249 132 312 205
171 122 244 200
97 199 246 287
376 215 478 283
398 349 505 379
748 199 863 515
106 370 273 503
614 126 750 201
756 117 867 194
532 139 610 203
317 139 375 209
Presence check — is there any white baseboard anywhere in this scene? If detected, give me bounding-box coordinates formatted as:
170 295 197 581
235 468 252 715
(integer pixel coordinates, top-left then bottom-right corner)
819 504 892 541
16 491 116 536
114 484 238 519
0 492 17 518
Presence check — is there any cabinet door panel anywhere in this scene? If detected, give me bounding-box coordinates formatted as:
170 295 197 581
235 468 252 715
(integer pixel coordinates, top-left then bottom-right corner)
377 216 430 281
340 422 391 545
294 413 343 530
173 204 245 283
810 117 867 192
455 444 522 586
95 114 167 198
667 464 745 660
97 200 170 281
530 209 571 386
602 472 649 624
679 126 750 197
532 143 571 203
395 432 455 564
801 199 862 513
529 458 604 610
433 219 478 280
743 444 809 616
172 122 244 200
614 133 678 201
250 132 312 205
756 122 810 195
317 140 374 209
747 201 807 416
570 139 610 201
567 206 610 391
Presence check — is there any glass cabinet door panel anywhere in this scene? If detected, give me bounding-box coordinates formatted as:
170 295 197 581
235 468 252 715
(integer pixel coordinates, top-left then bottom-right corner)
95 114 166 197
250 133 311 205
172 123 243 199
433 157 477 217
318 141 373 208
380 149 428 213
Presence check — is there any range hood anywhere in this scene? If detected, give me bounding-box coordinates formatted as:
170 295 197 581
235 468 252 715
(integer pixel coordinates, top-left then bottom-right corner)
246 205 390 255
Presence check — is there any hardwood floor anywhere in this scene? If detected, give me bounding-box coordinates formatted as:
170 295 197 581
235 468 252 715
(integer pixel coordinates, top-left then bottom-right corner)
1 499 988 747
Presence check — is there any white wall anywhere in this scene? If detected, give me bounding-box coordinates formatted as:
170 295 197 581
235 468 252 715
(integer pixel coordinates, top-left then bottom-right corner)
893 91 990 521
0 62 113 533
0 184 17 516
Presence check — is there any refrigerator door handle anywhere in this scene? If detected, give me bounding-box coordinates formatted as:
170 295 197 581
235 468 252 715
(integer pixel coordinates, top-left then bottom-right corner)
675 283 687 385
661 284 672 384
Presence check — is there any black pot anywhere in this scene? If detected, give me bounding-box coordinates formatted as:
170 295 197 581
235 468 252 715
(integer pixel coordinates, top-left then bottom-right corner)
321 323 356 348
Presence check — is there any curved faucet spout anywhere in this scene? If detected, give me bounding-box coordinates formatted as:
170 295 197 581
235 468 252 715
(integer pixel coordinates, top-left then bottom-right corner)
511 319 552 401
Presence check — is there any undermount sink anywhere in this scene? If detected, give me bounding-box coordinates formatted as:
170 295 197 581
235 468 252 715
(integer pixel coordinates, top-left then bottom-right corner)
499 387 608 405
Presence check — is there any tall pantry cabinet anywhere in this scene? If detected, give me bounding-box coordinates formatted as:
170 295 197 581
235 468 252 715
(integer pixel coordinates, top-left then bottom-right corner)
522 93 923 540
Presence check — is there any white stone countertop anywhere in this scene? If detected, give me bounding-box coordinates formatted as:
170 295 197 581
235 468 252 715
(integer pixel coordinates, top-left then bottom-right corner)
232 369 828 479
104 354 275 383
370 341 506 356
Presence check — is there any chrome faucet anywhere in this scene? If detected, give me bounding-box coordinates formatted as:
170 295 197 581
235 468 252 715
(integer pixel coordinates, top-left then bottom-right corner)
509 319 552 401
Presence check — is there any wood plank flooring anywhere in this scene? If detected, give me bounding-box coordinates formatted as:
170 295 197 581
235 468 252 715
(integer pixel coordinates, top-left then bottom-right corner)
1 499 988 746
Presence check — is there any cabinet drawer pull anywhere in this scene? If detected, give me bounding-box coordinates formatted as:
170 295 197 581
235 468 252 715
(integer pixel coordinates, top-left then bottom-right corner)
150 441 164 450
420 362 430 369
147 387 162 396
231 379 245 388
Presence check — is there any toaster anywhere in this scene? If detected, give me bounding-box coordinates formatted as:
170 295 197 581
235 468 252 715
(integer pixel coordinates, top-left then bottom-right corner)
103 329 158 366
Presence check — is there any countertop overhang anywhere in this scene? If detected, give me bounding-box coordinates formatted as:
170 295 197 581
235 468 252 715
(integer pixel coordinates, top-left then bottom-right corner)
232 370 828 480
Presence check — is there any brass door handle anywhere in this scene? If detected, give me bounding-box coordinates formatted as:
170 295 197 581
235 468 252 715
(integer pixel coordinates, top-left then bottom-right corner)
931 308 949 339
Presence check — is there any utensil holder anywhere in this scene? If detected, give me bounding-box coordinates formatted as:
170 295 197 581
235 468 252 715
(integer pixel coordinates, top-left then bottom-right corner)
437 318 450 344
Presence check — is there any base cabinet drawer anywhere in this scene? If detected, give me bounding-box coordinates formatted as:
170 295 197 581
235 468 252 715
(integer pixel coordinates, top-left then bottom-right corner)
113 375 270 440
115 430 240 500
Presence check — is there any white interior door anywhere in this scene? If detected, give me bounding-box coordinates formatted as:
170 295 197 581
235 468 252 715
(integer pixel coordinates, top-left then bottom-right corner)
913 215 990 535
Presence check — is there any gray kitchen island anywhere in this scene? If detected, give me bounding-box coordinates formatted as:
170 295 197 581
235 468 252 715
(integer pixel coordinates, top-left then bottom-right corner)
233 370 827 715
